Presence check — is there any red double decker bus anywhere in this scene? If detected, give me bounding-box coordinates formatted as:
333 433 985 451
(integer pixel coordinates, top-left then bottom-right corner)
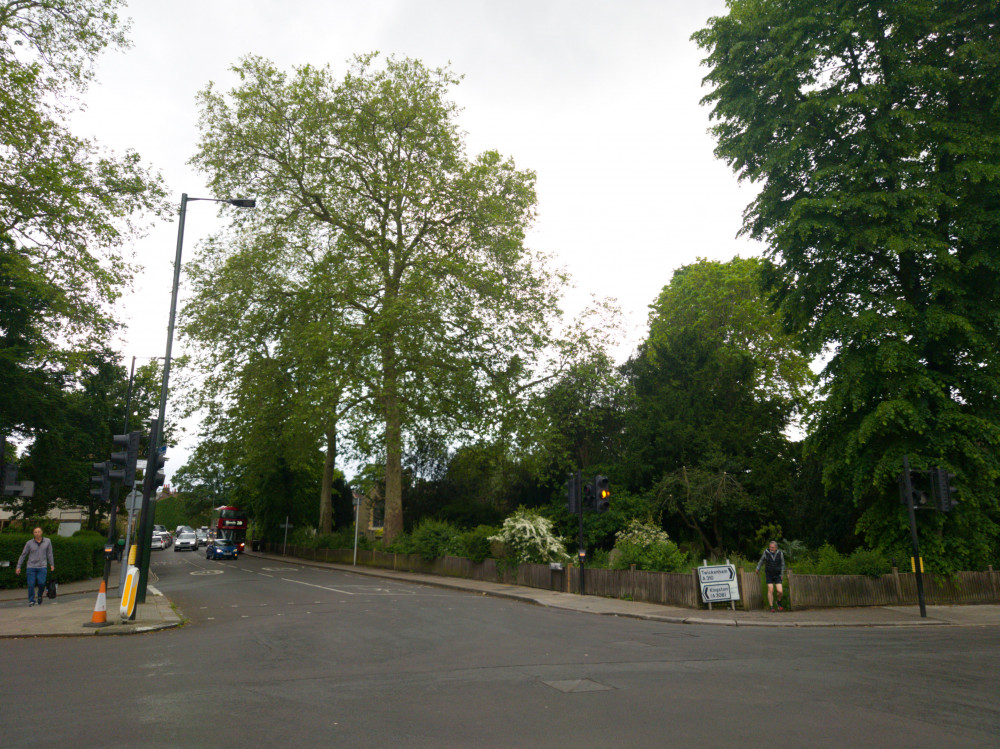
211 506 248 551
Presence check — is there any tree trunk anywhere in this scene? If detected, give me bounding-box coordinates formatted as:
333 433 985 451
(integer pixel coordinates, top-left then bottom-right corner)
382 346 404 544
318 428 336 535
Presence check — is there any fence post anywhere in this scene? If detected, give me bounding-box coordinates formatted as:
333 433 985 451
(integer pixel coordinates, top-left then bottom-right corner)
990 565 999 603
892 566 903 604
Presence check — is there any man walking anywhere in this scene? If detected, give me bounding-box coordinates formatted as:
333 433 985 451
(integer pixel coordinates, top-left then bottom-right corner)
15 527 55 606
756 540 785 612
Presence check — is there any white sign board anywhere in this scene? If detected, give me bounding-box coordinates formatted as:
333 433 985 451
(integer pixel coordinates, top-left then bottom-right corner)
697 564 740 603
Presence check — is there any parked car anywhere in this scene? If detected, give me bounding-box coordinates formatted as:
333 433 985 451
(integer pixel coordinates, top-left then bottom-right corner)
174 531 198 552
206 537 239 560
150 533 165 550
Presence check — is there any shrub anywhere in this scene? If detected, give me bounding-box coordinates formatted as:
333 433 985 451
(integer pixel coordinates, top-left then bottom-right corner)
410 519 461 561
385 532 415 555
489 509 569 565
844 548 891 577
0 533 104 589
610 519 689 572
455 525 497 563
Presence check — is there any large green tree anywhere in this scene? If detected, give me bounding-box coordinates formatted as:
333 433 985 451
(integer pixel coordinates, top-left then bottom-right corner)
0 0 165 442
622 257 812 553
191 54 564 542
695 2 1000 568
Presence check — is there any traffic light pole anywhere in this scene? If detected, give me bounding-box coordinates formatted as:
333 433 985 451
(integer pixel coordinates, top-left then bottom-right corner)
902 455 927 618
576 469 585 596
135 419 162 606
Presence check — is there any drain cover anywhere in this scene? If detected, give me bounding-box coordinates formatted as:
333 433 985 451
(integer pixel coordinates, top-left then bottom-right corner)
542 679 614 693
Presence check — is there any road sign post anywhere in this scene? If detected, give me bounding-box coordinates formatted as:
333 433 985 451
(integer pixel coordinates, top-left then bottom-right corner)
281 517 293 556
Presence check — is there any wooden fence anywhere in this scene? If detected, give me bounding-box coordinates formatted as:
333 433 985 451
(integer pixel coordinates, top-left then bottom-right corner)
260 543 999 610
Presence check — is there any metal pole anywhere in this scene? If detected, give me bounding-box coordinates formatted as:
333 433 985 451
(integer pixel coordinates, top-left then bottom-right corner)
156 193 188 447
903 455 927 618
353 498 360 566
135 418 160 605
114 355 137 591
283 516 290 556
136 193 188 605
577 469 585 596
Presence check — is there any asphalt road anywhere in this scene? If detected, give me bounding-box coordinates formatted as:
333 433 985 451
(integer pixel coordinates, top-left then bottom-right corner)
4 550 999 747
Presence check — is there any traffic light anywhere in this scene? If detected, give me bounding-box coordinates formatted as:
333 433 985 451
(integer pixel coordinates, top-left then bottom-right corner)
594 475 611 513
930 468 958 513
583 480 595 511
111 431 141 488
898 470 930 509
144 448 166 497
2 463 17 496
566 472 580 514
90 461 111 503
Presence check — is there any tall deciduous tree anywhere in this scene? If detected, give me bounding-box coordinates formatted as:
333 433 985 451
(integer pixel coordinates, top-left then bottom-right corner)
695 2 1000 568
191 54 564 542
0 0 165 442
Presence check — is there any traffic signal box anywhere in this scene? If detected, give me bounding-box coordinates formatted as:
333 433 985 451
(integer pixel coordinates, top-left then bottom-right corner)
899 466 958 513
144 447 166 497
90 461 111 503
594 475 611 513
566 473 580 514
930 468 958 513
110 431 141 488
567 472 612 514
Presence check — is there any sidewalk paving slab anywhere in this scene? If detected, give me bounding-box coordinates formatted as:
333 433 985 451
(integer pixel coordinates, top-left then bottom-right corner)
0 561 182 638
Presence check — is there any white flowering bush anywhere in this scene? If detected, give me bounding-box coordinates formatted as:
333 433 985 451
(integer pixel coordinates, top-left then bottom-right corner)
615 519 672 547
611 519 688 572
489 509 569 564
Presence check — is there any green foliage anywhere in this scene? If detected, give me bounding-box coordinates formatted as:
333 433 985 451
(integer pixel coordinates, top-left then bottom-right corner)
0 1 165 447
610 520 689 573
791 544 892 578
190 52 563 545
490 508 569 565
409 518 462 561
695 2 1000 568
0 533 104 589
454 525 498 563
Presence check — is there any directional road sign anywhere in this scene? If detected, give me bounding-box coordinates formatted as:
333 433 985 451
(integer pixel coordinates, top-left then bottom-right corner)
697 563 740 602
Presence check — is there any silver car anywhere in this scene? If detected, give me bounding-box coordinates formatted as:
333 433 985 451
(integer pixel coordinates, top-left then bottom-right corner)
174 531 199 552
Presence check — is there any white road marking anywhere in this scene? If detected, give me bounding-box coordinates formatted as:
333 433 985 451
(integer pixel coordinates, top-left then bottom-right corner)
280 577 355 595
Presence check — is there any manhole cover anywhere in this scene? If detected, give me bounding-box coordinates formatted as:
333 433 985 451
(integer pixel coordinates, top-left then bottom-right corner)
191 570 224 575
542 679 615 693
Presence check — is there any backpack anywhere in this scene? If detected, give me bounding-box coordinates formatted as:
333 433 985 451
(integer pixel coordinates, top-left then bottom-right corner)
46 578 57 599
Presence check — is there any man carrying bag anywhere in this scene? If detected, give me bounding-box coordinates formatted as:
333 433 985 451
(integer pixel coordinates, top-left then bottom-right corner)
15 527 55 606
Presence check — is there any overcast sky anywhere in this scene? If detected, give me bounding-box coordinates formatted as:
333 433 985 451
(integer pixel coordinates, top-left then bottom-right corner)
71 0 761 479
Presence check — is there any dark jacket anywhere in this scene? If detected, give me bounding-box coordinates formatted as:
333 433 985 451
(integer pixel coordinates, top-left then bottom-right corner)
756 548 785 577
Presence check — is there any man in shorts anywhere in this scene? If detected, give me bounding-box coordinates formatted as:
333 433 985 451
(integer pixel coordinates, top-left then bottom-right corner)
756 540 785 612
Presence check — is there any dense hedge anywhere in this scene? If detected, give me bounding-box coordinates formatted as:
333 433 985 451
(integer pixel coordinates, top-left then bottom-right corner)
0 532 106 590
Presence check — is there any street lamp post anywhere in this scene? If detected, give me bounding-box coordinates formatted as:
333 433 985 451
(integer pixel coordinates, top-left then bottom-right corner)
135 193 255 604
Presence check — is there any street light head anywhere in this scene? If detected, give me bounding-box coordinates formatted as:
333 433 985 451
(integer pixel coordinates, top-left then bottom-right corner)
228 198 256 208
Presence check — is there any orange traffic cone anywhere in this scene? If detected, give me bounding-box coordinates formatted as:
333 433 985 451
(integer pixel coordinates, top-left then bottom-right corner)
83 579 110 628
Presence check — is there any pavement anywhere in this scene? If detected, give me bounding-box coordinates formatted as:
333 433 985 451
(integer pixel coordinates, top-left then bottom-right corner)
0 560 181 638
2 551 999 638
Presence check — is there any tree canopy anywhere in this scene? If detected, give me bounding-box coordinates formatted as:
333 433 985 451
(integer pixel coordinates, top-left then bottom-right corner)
695 1 1000 567
189 53 566 541
0 0 165 443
